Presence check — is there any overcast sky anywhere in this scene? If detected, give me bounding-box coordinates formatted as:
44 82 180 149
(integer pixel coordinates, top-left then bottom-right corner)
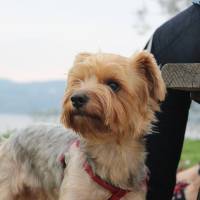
0 0 171 82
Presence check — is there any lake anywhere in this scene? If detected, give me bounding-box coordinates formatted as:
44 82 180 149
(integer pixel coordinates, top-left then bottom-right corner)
0 106 199 139
0 114 60 133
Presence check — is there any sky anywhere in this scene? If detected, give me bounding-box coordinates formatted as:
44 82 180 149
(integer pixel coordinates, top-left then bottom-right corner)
0 0 176 82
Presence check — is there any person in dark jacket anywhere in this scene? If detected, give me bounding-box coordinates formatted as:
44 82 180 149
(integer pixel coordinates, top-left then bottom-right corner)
144 2 200 200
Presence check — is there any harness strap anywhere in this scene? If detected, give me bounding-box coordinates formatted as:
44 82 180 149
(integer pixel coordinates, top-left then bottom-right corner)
59 138 79 168
172 182 189 200
83 161 129 200
60 139 149 200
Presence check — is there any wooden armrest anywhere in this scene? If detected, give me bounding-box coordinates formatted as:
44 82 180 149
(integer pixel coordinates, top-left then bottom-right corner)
161 63 200 91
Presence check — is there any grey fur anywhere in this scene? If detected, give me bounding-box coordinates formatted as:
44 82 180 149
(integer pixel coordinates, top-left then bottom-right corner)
2 124 77 196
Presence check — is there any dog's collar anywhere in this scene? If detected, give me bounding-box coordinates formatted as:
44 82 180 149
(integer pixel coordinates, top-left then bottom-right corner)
83 159 130 200
60 139 147 200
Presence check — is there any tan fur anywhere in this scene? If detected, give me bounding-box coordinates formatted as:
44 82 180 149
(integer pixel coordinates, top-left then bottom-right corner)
60 51 166 199
0 51 166 200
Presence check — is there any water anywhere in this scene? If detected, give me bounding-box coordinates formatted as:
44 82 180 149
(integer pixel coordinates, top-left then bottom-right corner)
0 114 60 133
0 106 199 139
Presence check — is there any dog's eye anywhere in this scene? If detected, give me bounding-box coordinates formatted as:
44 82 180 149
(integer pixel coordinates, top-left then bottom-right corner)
106 80 120 92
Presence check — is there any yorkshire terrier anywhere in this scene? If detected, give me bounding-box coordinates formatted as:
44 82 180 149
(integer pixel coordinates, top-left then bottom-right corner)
0 51 166 200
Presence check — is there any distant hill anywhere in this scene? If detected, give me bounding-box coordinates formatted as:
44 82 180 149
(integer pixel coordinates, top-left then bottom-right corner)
0 79 199 118
0 79 66 114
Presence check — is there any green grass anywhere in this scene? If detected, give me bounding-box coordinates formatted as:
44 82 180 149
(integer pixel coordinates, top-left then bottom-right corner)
0 130 13 143
180 139 200 169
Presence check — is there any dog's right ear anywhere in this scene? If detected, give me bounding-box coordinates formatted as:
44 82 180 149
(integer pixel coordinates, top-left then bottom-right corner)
74 52 92 64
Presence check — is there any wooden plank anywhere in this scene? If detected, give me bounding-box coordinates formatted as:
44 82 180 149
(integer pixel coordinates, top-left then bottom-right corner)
161 63 200 91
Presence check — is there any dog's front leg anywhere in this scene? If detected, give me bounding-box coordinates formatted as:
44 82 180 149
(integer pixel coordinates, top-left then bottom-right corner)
59 183 95 200
59 189 110 200
58 171 92 200
59 191 84 200
59 173 110 200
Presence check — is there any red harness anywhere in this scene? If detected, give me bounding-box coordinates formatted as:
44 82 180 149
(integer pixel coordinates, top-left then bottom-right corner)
83 160 130 200
173 182 189 200
59 139 147 200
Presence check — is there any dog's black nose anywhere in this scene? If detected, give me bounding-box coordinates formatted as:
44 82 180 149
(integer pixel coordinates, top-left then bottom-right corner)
71 93 89 109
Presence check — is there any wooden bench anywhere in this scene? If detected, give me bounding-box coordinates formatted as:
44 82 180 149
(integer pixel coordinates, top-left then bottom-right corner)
161 64 200 103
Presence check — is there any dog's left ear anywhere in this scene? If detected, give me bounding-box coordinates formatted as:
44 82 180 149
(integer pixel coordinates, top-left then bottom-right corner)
130 51 166 102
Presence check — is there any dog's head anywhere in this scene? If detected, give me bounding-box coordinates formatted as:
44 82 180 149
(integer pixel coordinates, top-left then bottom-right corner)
61 51 166 141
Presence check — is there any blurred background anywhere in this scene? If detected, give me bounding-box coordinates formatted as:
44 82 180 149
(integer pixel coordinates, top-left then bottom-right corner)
0 0 199 165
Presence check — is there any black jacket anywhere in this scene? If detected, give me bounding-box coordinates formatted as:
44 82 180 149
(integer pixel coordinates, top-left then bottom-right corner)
145 5 200 200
